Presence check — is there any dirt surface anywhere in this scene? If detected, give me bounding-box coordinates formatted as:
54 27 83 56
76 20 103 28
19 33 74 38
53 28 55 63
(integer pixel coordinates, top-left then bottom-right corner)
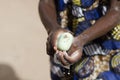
0 0 50 80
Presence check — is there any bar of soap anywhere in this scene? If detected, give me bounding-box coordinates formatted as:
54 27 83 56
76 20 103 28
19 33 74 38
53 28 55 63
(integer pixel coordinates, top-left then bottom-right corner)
57 32 73 51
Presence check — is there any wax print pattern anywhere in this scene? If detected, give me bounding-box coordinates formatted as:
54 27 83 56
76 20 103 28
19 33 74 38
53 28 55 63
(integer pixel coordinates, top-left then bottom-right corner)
53 0 120 79
56 0 120 41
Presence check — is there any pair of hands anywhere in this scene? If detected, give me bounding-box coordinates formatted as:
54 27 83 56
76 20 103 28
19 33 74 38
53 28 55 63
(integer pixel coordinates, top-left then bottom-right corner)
47 28 83 66
46 0 120 66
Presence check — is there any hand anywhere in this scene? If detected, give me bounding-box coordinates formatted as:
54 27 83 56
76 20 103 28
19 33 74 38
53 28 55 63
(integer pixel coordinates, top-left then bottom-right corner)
64 36 83 64
54 36 83 66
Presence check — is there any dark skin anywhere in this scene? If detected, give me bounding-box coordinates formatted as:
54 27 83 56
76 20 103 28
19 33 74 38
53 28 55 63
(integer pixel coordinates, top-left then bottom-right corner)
39 0 120 66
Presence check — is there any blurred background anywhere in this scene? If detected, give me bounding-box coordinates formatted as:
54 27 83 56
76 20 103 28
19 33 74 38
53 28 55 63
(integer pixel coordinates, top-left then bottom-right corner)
0 0 50 80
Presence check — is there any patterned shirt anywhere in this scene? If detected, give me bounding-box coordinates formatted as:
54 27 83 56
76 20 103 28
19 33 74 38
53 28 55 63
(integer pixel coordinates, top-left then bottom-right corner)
52 0 120 79
55 0 120 50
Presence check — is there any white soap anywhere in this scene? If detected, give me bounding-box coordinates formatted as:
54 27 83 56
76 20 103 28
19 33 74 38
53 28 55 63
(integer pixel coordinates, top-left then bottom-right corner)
57 32 73 51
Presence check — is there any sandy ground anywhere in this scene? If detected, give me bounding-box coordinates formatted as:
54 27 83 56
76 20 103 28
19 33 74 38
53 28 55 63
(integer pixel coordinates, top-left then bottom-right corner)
0 0 50 80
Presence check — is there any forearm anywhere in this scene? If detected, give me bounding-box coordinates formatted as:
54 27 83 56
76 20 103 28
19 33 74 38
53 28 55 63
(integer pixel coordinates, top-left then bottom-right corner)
39 0 60 34
78 7 120 45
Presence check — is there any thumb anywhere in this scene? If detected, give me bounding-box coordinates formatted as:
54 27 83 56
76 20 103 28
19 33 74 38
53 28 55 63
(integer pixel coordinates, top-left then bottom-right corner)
64 49 82 64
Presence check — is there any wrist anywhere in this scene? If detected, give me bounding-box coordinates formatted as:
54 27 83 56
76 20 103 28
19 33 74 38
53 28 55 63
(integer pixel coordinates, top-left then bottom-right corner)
48 23 61 34
77 34 89 46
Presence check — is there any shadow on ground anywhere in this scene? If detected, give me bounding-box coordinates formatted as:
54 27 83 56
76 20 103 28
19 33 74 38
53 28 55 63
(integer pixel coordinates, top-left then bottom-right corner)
0 64 19 80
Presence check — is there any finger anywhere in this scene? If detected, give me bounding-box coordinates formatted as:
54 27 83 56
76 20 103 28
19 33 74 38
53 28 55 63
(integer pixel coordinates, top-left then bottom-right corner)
64 53 77 64
51 31 62 47
67 37 81 55
58 51 69 66
54 46 58 51
64 49 82 64
68 45 77 55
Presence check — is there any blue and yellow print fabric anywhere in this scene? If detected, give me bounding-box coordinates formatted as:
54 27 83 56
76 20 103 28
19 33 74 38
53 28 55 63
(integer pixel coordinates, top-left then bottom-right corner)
57 0 120 50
